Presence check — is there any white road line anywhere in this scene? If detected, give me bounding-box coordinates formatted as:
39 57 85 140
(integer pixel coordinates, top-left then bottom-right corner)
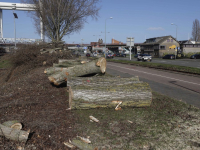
108 64 200 86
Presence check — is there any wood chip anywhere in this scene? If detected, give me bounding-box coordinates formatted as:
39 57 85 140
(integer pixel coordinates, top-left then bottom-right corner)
64 141 76 148
115 101 122 110
77 136 91 144
66 108 71 111
115 107 122 110
128 120 133 123
17 146 24 150
89 116 99 123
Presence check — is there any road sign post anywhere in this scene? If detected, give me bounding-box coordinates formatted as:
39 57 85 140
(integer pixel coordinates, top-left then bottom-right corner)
126 37 134 60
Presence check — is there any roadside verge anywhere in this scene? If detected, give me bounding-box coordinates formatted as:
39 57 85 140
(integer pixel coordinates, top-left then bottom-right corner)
107 59 200 75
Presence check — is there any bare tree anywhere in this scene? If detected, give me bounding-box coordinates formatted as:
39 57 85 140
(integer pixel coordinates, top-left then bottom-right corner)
21 0 100 44
191 19 200 42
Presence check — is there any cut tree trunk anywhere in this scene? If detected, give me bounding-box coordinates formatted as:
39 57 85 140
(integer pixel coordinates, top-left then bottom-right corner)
2 120 22 130
53 60 89 68
0 124 29 142
67 77 152 109
48 57 106 86
44 67 68 75
45 59 90 75
58 59 90 64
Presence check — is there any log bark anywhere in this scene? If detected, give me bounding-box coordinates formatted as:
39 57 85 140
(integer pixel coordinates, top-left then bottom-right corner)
67 77 152 109
45 59 90 75
48 57 106 86
0 124 29 142
58 59 90 64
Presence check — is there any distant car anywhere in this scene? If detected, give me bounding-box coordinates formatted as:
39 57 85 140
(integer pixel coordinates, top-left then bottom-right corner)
162 54 175 59
137 54 152 61
86 53 91 57
106 53 114 58
190 54 200 59
116 53 126 57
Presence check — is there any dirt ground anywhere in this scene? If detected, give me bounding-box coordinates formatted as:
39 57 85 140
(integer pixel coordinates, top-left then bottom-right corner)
0 45 80 150
0 66 78 150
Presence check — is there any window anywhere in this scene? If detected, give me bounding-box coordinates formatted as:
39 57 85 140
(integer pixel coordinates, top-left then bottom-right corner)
167 39 170 42
171 39 173 42
160 46 166 50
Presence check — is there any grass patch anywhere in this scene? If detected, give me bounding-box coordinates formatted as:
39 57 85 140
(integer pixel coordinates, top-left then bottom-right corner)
0 59 11 68
73 92 200 149
107 59 200 75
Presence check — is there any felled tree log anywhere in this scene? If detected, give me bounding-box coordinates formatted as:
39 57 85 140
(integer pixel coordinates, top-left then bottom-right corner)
2 120 22 130
0 124 29 142
48 57 106 86
53 60 89 68
44 67 68 75
67 76 140 86
58 59 90 64
67 77 152 109
44 59 90 75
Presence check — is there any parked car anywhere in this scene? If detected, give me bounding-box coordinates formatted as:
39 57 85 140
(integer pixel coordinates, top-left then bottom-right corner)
93 52 98 57
134 54 139 58
190 54 200 59
116 53 126 57
86 53 91 57
162 54 175 59
137 54 152 61
106 53 114 58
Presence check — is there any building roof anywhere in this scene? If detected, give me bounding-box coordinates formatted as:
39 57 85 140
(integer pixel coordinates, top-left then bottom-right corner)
179 40 195 44
141 35 179 45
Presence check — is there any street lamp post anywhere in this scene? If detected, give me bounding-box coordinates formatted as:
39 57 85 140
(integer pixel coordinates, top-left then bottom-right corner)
171 23 178 59
105 17 113 58
171 23 178 40
13 10 18 48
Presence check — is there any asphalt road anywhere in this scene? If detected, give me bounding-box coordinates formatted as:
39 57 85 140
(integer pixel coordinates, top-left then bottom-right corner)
114 57 200 68
106 62 200 108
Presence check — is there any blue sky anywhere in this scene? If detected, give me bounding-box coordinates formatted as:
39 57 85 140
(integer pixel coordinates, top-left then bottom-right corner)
1 0 200 44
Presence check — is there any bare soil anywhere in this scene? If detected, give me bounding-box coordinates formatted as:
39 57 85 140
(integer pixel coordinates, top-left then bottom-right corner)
0 45 79 150
0 66 79 150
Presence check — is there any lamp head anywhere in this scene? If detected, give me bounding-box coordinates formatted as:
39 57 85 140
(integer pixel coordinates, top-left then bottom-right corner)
110 17 113 19
171 23 174 25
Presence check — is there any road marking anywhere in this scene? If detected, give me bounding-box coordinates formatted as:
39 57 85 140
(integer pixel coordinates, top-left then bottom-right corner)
108 63 200 86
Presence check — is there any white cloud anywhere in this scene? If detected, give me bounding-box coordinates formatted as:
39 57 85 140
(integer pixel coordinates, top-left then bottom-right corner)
147 27 164 31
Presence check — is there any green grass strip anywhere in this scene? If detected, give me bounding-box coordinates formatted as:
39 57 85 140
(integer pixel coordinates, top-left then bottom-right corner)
107 59 200 75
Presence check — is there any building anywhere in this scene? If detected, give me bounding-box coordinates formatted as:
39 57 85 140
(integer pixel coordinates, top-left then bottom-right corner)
111 38 123 44
179 40 200 54
140 35 180 57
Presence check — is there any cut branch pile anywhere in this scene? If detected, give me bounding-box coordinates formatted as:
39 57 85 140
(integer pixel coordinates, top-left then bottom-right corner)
45 57 152 109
